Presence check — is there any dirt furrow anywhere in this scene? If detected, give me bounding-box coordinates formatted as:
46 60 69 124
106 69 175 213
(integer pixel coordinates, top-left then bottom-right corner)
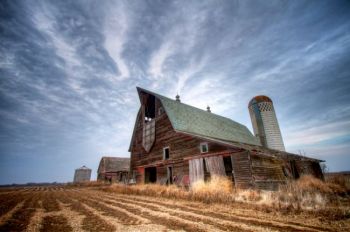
0 193 39 231
98 190 330 232
65 190 208 231
97 194 273 232
0 201 24 226
107 192 326 232
42 192 60 212
80 197 150 225
0 194 26 217
40 215 73 232
81 201 169 232
61 197 116 231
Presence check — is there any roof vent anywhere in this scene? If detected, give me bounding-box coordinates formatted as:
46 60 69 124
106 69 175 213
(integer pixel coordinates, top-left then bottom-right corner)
175 94 181 102
207 106 211 113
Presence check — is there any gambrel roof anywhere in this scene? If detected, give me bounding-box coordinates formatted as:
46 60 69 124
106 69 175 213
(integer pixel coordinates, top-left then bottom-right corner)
135 87 261 147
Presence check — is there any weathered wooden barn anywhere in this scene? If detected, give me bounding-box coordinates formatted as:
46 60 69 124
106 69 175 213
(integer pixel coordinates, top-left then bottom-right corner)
129 87 324 190
97 157 130 183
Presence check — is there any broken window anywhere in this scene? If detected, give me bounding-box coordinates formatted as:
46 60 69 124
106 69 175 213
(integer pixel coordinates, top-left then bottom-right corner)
163 147 170 160
144 95 155 122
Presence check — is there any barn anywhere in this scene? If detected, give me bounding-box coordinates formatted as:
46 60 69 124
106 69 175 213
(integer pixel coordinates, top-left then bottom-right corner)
97 157 130 183
129 87 324 190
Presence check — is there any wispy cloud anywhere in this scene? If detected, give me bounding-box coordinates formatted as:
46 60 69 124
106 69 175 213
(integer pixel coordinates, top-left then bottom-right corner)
1 0 350 184
103 1 130 80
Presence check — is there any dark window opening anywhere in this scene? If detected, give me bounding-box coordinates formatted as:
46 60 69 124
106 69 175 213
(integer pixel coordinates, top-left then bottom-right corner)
290 160 300 179
223 156 234 183
163 147 170 160
203 159 211 182
167 166 173 185
145 95 155 121
200 143 208 153
145 167 157 183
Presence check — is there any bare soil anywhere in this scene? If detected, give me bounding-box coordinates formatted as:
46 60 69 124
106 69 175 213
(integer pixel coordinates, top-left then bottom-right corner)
0 186 348 231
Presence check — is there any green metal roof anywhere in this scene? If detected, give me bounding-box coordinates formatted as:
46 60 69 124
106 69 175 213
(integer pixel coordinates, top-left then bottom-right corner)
137 87 261 146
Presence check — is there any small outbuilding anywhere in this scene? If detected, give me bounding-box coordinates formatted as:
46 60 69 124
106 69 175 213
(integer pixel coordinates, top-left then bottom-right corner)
97 157 130 183
73 165 92 183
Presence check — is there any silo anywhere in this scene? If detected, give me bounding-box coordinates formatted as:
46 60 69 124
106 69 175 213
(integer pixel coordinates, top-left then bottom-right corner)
248 96 285 151
73 165 92 183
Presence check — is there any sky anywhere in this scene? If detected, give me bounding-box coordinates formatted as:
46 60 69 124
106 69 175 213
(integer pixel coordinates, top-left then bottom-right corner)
0 0 350 184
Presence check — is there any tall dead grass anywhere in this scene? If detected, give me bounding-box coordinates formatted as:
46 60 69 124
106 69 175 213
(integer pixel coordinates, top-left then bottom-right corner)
102 175 349 215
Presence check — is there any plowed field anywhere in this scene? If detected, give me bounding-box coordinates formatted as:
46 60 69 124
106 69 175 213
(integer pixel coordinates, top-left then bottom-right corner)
0 186 349 231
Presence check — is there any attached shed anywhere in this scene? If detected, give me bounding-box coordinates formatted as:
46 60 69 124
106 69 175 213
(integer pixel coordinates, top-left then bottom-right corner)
129 87 324 190
97 157 130 183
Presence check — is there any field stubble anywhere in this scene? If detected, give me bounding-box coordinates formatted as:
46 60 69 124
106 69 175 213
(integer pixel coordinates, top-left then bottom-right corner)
0 176 349 232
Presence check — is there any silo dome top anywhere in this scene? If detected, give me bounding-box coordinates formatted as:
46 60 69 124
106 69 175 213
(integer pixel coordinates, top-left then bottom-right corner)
248 95 272 107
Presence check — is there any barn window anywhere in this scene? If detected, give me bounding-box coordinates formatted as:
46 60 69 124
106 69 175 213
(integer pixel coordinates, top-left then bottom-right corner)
200 143 208 153
163 147 170 160
145 95 155 122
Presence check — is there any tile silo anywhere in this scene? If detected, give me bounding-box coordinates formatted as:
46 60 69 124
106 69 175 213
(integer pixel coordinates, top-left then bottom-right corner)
248 96 285 151
73 165 92 183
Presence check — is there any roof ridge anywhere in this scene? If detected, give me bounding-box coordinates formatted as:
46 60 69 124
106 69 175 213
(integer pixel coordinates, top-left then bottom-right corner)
136 86 260 146
137 86 247 127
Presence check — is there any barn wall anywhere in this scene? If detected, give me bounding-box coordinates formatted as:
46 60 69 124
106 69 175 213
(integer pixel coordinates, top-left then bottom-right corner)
231 151 254 188
295 160 324 180
250 154 286 190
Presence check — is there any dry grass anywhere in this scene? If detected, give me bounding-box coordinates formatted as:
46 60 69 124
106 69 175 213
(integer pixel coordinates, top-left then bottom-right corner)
102 175 350 218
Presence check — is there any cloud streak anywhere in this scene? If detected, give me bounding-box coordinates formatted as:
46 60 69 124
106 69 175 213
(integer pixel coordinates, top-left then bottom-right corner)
0 0 350 184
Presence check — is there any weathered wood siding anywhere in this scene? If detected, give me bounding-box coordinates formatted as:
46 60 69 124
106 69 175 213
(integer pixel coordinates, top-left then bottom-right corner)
250 154 286 190
231 151 254 188
204 156 226 177
295 160 324 180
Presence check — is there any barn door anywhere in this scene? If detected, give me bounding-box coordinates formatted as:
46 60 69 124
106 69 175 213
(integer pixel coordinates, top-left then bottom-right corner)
189 158 204 185
204 156 226 177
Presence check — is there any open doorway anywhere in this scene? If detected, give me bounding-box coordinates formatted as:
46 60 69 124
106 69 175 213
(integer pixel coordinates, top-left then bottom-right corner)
203 159 211 182
167 166 173 185
290 160 300 179
145 167 157 183
223 156 235 184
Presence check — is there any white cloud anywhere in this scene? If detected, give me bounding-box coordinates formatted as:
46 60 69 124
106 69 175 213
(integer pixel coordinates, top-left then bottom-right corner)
284 120 350 147
103 2 130 80
148 41 175 79
33 10 81 68
147 7 208 81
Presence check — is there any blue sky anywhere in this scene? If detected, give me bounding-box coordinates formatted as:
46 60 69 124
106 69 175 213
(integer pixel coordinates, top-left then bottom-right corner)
1 0 350 184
